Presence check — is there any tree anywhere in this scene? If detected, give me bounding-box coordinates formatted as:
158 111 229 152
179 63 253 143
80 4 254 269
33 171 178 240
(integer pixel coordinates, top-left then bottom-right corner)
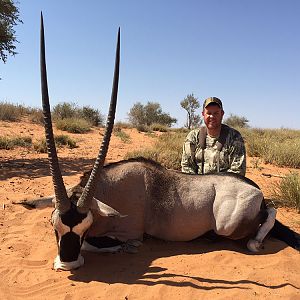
180 93 202 129
224 113 249 128
128 101 177 127
0 0 22 63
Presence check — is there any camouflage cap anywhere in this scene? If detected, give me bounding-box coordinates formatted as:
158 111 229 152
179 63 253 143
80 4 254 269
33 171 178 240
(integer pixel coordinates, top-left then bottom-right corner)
203 97 223 110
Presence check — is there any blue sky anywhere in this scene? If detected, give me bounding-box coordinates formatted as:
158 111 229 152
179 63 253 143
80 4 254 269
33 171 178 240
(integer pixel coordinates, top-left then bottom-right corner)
1 0 300 128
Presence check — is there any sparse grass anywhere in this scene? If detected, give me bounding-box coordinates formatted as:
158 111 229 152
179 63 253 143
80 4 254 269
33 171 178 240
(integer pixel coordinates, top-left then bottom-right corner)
136 124 151 133
113 127 131 143
0 136 32 149
272 172 300 212
114 121 132 129
125 132 186 170
150 123 169 132
250 158 263 171
33 139 47 153
170 127 189 134
27 108 44 124
240 128 300 168
0 102 29 121
33 135 77 153
125 127 300 170
55 117 92 133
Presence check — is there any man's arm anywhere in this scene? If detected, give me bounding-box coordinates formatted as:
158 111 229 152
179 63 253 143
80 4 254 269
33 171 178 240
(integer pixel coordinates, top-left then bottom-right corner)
227 132 246 176
181 130 199 174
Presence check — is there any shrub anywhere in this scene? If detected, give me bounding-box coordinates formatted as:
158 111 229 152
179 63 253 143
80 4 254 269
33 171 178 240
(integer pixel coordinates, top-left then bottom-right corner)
52 102 77 120
113 129 131 143
114 121 132 129
52 102 103 126
0 102 28 121
150 123 169 132
0 136 32 149
128 101 177 127
54 134 77 148
224 114 249 129
34 135 77 153
79 106 104 126
28 108 44 124
136 124 151 133
272 172 300 212
55 117 91 133
33 139 47 153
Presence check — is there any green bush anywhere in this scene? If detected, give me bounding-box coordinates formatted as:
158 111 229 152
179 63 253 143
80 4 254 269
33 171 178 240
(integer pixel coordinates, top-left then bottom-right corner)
136 124 151 133
52 102 103 126
52 102 77 120
0 136 32 149
272 172 300 212
34 135 77 153
79 106 104 126
55 117 91 133
54 134 77 148
113 129 131 143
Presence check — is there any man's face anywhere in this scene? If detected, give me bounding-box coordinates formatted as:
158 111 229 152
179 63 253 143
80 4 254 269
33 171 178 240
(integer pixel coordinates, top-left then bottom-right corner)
202 104 224 130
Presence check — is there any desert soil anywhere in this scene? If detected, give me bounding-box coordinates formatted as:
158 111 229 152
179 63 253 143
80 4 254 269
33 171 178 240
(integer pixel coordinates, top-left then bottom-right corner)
0 119 299 300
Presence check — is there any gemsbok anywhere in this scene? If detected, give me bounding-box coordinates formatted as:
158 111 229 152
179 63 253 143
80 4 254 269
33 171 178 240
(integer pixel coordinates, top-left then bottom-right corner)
31 13 300 270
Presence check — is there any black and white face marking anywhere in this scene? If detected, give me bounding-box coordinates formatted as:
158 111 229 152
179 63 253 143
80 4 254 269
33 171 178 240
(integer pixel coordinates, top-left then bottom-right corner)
51 204 93 270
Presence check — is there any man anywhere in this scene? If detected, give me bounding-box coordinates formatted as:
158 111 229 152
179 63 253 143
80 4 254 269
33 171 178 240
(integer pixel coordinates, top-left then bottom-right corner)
181 97 246 176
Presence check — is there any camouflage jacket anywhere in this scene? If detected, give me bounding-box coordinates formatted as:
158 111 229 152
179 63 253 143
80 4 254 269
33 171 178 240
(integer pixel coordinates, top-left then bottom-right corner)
181 125 246 176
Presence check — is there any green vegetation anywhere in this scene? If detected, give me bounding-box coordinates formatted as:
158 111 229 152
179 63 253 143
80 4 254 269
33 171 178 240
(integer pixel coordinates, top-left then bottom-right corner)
128 101 177 127
224 114 249 129
114 121 133 130
150 123 169 132
33 134 77 153
180 94 201 129
55 117 92 133
240 128 300 168
272 172 300 212
53 102 104 126
1 100 300 212
113 127 131 143
0 0 22 65
125 132 186 170
0 102 28 121
0 136 32 149
136 124 151 133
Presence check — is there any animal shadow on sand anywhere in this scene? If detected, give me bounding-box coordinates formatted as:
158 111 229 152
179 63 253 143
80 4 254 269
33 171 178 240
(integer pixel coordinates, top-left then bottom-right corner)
0 157 96 180
68 235 299 291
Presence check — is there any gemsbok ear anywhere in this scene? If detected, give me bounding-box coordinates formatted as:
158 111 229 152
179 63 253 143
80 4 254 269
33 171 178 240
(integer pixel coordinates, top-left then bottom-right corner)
92 198 127 218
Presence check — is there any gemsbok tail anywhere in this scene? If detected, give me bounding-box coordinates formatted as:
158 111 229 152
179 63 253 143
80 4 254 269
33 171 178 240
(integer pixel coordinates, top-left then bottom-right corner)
269 219 300 250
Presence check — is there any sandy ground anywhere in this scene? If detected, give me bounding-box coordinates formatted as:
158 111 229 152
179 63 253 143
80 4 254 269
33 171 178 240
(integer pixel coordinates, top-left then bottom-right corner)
0 119 299 300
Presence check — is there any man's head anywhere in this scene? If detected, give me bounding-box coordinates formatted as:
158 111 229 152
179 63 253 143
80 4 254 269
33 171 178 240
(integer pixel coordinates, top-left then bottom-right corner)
202 97 224 133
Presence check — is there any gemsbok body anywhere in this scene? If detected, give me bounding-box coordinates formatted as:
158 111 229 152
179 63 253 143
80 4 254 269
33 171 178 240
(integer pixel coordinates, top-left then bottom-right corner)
36 13 300 271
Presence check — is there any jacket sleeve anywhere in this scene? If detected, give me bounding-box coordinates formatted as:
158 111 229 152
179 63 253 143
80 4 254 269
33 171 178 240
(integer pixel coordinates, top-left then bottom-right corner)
181 130 198 174
227 132 246 176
